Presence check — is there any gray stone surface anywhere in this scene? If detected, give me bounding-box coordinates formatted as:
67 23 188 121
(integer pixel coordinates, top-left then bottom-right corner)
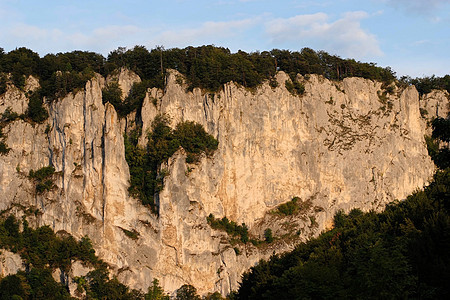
0 250 24 277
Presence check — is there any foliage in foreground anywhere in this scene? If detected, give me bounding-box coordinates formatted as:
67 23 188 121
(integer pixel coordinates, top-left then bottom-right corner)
0 215 100 272
0 219 221 300
237 168 450 299
0 215 102 299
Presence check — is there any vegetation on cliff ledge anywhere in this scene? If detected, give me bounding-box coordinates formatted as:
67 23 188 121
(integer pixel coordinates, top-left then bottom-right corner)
125 115 218 213
28 165 56 194
207 214 249 244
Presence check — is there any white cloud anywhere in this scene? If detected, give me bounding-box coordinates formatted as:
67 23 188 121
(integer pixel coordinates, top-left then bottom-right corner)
0 23 147 54
148 18 259 48
9 24 63 41
412 39 430 46
67 25 144 47
381 0 449 14
265 11 383 59
0 17 259 55
294 1 332 9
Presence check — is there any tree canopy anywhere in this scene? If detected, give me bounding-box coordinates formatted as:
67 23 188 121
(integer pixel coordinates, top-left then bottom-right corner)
0 45 400 98
1 45 447 126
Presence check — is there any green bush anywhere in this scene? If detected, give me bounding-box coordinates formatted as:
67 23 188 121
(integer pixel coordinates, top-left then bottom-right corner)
146 279 170 300
285 79 305 96
28 165 55 194
269 78 279 88
419 108 428 118
75 266 143 299
427 117 450 169
277 197 299 215
173 121 219 163
123 80 149 113
0 216 101 271
264 228 273 243
11 71 25 89
207 214 249 243
0 214 150 299
0 140 10 155
26 90 48 123
35 179 54 194
103 80 153 117
121 227 139 240
275 197 312 216
102 81 122 107
1 108 20 123
176 284 201 300
0 269 71 299
29 165 55 181
0 73 7 95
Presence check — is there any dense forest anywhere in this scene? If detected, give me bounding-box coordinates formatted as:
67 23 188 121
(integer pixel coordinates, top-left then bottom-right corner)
236 117 450 300
1 46 449 110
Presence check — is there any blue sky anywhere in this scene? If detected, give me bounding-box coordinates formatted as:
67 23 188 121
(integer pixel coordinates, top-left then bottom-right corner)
0 0 449 77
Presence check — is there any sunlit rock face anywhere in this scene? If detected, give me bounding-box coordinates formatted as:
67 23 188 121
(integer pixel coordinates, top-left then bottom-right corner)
1 68 446 295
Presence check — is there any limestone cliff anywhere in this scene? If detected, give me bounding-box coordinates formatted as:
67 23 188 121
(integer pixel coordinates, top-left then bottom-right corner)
0 70 447 295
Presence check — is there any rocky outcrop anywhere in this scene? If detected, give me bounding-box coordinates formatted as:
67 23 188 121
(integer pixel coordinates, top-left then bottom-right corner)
0 69 447 295
420 89 449 120
0 250 24 277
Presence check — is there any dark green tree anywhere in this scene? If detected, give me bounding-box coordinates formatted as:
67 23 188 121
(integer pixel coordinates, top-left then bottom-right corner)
102 81 123 109
264 228 273 243
176 284 201 300
145 279 170 300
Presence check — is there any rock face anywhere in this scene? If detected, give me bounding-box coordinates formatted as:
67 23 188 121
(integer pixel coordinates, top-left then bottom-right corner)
420 89 450 125
0 250 24 277
0 69 447 295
